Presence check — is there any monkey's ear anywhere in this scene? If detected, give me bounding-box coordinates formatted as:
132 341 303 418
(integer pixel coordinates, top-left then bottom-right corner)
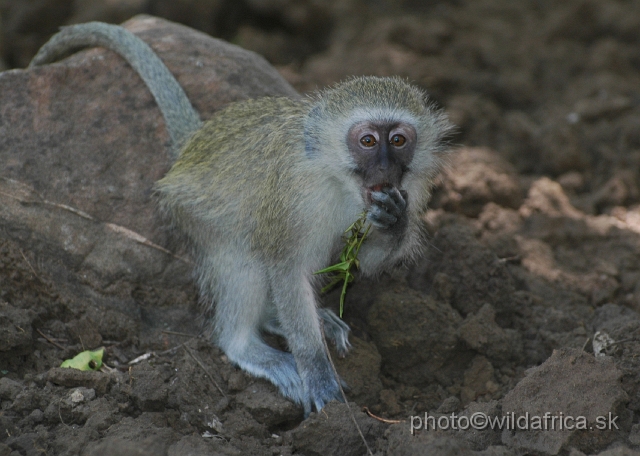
303 105 323 158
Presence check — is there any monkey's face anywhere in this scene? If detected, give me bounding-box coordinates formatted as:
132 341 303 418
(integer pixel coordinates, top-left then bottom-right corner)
346 120 416 206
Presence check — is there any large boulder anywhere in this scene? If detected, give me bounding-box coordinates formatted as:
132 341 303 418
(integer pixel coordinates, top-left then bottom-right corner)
0 15 297 302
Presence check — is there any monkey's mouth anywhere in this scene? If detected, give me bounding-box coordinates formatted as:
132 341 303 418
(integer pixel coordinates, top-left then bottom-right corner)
363 183 394 206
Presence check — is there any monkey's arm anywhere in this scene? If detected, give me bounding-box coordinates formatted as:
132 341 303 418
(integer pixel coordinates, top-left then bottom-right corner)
29 22 201 154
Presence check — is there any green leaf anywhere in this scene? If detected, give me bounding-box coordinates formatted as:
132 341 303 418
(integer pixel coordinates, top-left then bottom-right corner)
60 348 104 371
314 261 351 274
314 211 371 318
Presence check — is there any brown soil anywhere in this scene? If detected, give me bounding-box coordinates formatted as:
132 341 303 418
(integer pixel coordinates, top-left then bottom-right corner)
1 1 640 455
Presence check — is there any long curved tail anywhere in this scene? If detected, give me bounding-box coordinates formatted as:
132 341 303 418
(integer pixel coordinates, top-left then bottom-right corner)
30 22 202 157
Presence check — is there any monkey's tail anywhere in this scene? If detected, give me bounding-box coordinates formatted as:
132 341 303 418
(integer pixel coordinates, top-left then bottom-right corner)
29 21 202 157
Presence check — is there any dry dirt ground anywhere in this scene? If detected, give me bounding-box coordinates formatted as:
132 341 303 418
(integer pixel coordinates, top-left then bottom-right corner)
1 1 640 455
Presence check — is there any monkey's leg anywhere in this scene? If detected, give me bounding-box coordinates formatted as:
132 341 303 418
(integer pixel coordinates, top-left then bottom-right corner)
269 270 343 415
261 307 351 357
207 256 305 405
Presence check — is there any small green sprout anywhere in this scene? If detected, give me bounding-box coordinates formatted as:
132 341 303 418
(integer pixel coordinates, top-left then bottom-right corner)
315 212 371 317
60 348 104 371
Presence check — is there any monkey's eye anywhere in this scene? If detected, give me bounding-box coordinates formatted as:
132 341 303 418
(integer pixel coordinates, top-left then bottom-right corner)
390 134 406 147
360 135 377 147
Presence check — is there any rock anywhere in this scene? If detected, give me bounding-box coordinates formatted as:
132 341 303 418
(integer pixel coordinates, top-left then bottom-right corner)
0 15 298 303
0 16 299 392
501 348 630 455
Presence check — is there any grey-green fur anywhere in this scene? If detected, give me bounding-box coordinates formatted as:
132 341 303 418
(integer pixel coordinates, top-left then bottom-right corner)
28 22 453 417
155 97 312 260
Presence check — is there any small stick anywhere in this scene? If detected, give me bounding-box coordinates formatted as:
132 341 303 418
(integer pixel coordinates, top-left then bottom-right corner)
607 337 638 347
183 344 227 399
128 352 153 365
157 340 191 356
1 182 191 264
18 249 42 282
36 328 66 350
105 222 193 264
43 200 94 221
363 406 403 424
161 330 198 338
58 399 69 427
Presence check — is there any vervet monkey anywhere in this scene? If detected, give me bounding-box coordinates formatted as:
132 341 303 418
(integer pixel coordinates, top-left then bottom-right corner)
31 22 453 415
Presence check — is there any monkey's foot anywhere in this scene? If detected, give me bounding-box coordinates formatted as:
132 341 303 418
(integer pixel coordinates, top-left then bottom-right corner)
300 356 345 417
318 308 351 357
226 340 305 405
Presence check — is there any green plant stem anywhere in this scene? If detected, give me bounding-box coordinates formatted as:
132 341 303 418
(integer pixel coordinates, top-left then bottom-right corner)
315 212 371 317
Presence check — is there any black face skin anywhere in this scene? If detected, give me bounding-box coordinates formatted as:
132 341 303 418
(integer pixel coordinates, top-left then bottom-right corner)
347 121 416 231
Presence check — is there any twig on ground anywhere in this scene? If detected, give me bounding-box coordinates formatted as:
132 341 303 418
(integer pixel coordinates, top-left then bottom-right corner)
36 328 66 350
363 406 404 424
1 179 191 264
161 330 199 338
18 248 42 282
128 352 153 365
183 344 227 399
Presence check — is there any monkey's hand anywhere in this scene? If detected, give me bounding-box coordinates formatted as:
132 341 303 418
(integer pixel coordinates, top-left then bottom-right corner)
367 186 408 232
319 308 351 357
